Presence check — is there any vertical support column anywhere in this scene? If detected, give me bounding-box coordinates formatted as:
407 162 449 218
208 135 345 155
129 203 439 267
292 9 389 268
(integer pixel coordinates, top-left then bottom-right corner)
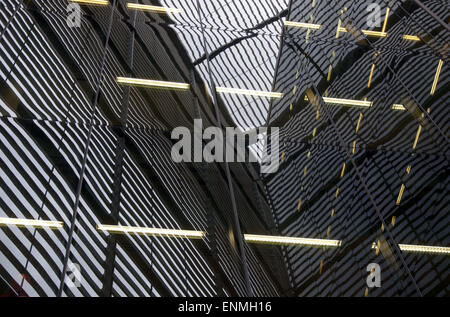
190 69 224 296
101 2 137 297
57 0 118 297
264 0 294 128
194 1 252 297
260 0 295 296
262 181 295 296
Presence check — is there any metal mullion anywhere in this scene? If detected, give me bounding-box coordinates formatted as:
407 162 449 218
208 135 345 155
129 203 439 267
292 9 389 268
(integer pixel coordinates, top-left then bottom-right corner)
57 0 118 297
194 0 253 297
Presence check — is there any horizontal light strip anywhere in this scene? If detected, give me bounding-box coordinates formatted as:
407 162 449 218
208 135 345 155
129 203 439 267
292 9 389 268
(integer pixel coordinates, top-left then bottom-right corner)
362 30 388 37
372 242 450 255
284 21 321 30
338 26 347 32
323 97 373 108
244 234 342 247
403 34 420 41
116 77 190 90
97 224 205 239
305 96 373 108
392 104 406 111
399 244 450 254
216 87 283 99
126 3 181 14
338 28 387 38
0 217 63 229
69 0 109 6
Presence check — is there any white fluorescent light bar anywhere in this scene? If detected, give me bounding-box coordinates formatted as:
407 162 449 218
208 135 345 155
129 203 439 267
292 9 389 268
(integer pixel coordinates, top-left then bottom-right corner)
372 242 450 255
69 0 109 6
323 97 373 108
306 96 373 108
126 3 181 14
399 244 450 254
216 87 283 99
97 224 205 239
0 217 63 229
244 234 342 247
116 77 190 90
284 21 321 30
392 104 406 111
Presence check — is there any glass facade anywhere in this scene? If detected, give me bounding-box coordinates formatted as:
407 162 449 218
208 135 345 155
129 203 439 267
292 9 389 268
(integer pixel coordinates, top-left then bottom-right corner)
0 0 448 297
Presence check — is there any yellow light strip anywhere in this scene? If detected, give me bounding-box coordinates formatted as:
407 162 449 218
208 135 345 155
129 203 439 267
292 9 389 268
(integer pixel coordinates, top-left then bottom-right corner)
126 3 181 14
116 77 190 90
372 242 450 255
336 23 422 40
367 64 375 88
323 97 373 108
216 87 283 99
244 234 342 247
337 27 387 38
319 97 373 108
362 30 388 37
392 104 406 111
413 125 422 150
356 113 363 133
69 0 109 6
0 217 63 229
327 64 333 81
284 21 321 30
336 20 343 38
396 184 405 205
305 96 373 108
430 59 443 95
97 224 205 239
381 8 390 33
340 163 346 178
403 35 420 41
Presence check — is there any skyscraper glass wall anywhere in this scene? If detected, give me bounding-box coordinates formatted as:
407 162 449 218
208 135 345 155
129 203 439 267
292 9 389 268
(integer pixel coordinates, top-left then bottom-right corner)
0 0 448 297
